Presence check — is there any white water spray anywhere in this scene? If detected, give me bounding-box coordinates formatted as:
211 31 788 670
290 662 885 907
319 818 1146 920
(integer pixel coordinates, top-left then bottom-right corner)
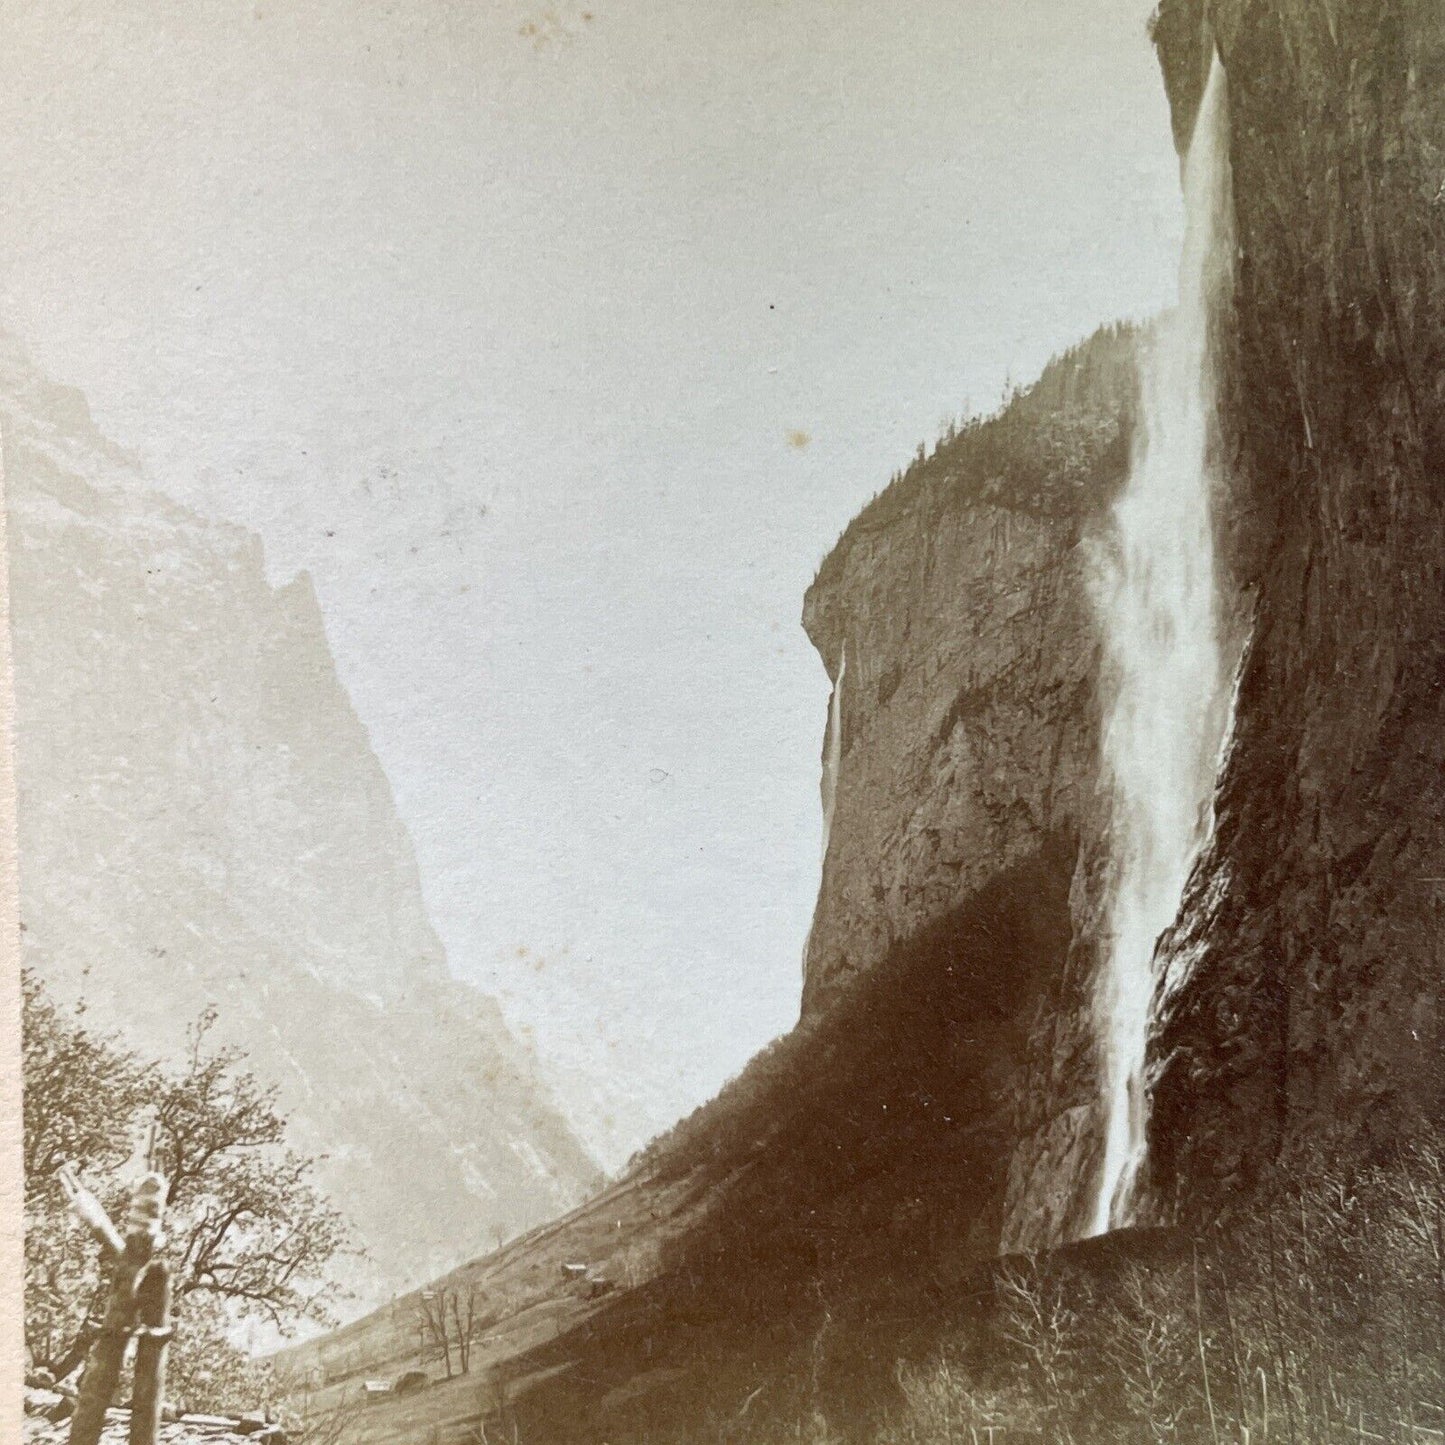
820 644 847 863
1089 54 1235 1235
803 644 847 985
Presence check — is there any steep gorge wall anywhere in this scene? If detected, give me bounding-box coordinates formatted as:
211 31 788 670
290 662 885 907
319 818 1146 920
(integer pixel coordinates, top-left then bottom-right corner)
801 329 1137 1250
1142 0 1445 1218
802 0 1445 1235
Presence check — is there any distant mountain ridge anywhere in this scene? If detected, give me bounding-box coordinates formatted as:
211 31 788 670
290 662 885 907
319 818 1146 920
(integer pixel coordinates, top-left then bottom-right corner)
2 332 602 1310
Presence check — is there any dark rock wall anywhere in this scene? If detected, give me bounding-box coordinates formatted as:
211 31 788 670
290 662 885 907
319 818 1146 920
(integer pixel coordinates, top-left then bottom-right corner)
1144 0 1445 1218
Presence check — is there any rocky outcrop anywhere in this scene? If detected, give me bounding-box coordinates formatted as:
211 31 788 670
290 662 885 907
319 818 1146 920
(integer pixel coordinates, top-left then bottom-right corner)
801 441 1095 1009
801 327 1136 1248
1141 0 1445 1219
3 333 602 1305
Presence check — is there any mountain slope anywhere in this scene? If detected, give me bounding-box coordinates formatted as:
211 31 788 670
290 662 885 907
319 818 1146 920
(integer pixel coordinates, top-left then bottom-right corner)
2 334 602 1307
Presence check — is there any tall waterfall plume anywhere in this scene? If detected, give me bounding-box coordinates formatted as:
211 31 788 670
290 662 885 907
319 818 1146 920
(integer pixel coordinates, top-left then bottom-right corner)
803 643 847 985
1088 53 1236 1235
820 643 847 864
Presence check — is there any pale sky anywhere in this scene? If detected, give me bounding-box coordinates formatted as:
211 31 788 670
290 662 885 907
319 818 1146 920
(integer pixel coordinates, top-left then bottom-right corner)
0 0 1184 1168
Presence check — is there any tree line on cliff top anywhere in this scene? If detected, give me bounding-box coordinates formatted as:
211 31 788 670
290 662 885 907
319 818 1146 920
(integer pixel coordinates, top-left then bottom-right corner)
811 320 1141 599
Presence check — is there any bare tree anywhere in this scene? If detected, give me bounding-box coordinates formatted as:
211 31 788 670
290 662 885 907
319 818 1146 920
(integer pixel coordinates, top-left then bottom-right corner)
23 976 353 1402
415 1278 487 1378
1100 1259 1193 1443
996 1257 1082 1445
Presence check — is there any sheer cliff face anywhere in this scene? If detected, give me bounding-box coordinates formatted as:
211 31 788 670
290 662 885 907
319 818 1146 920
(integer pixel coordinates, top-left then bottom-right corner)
801 331 1137 1249
2 336 601 1306
802 2 1445 1236
801 483 1096 1004
1141 0 1445 1217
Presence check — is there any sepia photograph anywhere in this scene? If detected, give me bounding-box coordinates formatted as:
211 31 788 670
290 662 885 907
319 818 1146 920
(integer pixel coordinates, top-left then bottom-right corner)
4 1 1442 1442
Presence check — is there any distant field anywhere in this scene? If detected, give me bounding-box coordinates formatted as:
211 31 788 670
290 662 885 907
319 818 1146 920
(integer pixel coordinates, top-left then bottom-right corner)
272 1169 713 1445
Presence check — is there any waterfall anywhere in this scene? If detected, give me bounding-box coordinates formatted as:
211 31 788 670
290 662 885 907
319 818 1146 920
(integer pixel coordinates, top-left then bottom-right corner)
820 643 847 864
1088 53 1235 1235
803 644 847 985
